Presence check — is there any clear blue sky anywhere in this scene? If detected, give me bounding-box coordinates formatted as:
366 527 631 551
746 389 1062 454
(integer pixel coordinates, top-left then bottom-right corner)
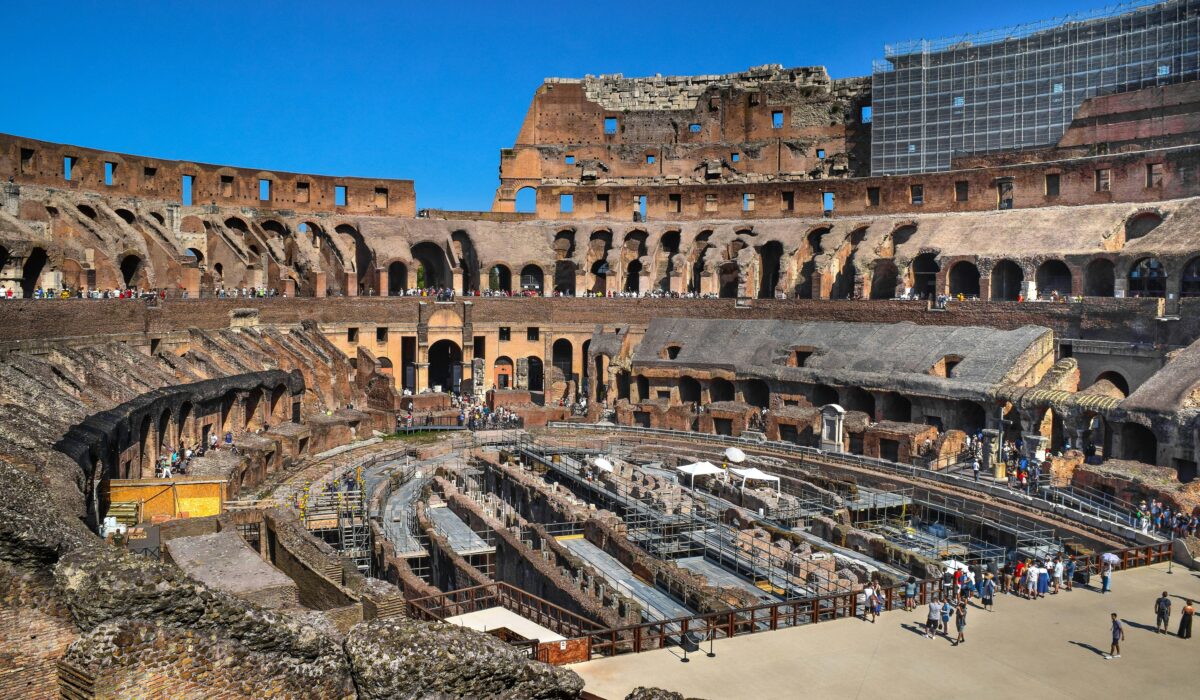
5 0 1111 211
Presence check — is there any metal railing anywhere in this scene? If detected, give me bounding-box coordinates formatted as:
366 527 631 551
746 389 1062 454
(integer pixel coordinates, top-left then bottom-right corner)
546 423 1158 541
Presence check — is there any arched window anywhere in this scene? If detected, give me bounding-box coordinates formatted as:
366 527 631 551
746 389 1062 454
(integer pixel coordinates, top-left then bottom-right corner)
1181 258 1200 297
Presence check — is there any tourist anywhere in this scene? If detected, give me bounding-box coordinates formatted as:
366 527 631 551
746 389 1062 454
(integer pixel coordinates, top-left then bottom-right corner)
980 572 996 612
926 598 941 638
1105 613 1124 659
1052 556 1064 594
1101 560 1113 594
1178 599 1194 639
953 599 967 646
972 457 980 482
1065 555 1076 592
940 597 953 634
903 576 918 611
1155 590 1172 634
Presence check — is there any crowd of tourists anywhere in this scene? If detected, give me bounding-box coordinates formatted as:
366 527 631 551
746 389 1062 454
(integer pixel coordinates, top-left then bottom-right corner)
150 431 237 478
1132 499 1200 538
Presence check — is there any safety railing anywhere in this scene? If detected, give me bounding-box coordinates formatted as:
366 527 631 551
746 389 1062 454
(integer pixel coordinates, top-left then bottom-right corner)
407 582 607 640
546 423 1159 541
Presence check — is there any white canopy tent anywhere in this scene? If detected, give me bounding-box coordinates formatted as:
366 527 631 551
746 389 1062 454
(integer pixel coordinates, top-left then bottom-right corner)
729 466 781 496
677 461 725 489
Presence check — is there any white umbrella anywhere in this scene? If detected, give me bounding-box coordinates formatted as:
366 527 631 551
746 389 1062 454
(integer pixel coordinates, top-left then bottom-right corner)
941 559 970 573
724 447 746 464
1100 552 1121 565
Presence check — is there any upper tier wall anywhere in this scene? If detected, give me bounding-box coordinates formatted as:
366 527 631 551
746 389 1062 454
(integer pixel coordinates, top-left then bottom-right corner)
0 133 416 217
0 296 1186 348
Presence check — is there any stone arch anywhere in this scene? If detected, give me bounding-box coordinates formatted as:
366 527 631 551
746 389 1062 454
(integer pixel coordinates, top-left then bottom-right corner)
427 339 462 393
990 259 1024 301
959 401 986 434
451 230 480 294
77 203 98 220
1182 257 1200 297
811 384 839 407
840 386 875 415
114 208 136 225
870 260 898 300
679 376 701 403
515 187 536 213
185 248 204 265
590 259 609 295
1127 257 1166 298
119 254 144 288
948 260 980 297
411 241 451 288
659 230 682 292
553 260 576 295
1120 422 1158 465
689 231 713 295
743 379 770 408
494 356 514 389
1095 371 1130 397
756 240 784 299
551 338 573 382
890 223 918 247
1084 258 1116 297
624 259 642 293
336 223 373 293
709 378 735 402
879 392 911 422
387 261 408 295
21 247 48 297
717 262 739 298
1035 259 1072 297
554 229 577 259
909 252 939 298
224 216 249 233
527 356 544 392
795 227 831 298
488 264 512 293
1124 211 1164 242
519 264 544 294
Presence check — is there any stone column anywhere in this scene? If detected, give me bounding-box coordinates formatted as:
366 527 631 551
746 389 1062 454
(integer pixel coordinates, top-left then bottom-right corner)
982 428 1003 480
1022 432 1048 462
414 363 428 393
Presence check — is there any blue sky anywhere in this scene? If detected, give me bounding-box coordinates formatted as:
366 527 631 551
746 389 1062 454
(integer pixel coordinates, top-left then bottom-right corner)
5 0 1113 210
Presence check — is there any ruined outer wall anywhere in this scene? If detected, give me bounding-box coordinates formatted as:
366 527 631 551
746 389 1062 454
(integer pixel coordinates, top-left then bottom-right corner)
532 144 1200 220
0 133 416 217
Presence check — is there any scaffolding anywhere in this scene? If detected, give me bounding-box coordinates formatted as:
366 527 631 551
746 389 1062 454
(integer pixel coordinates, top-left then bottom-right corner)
871 0 1200 174
302 476 373 577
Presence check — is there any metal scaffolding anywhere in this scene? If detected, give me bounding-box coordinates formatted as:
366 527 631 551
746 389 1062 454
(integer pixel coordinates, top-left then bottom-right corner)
302 476 373 577
871 0 1200 174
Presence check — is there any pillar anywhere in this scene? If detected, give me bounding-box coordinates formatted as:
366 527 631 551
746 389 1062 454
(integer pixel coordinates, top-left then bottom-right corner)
414 363 428 393
982 428 1003 480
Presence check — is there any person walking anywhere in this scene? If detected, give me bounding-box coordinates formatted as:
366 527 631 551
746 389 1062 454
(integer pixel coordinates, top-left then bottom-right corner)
1100 560 1113 594
862 582 877 623
972 458 980 482
926 598 942 639
1106 613 1124 659
1178 599 1194 639
1155 591 1172 634
940 597 953 635
953 599 968 646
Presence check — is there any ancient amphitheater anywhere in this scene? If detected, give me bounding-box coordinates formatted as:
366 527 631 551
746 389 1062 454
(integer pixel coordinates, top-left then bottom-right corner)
2 2 1200 699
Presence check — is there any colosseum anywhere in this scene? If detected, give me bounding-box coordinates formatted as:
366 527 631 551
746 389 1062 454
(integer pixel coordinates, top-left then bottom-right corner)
2 2 1199 699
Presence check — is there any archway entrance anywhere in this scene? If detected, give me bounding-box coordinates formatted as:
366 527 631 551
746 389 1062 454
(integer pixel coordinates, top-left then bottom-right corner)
1036 260 1072 298
411 242 451 289
870 261 898 299
120 254 143 288
489 265 512 293
948 261 980 298
990 260 1023 301
427 340 462 394
527 356 544 392
21 247 48 297
388 262 408 295
1084 259 1115 297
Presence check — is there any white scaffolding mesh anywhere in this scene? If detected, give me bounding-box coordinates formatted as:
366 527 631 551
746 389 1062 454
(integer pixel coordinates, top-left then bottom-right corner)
870 0 1200 175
